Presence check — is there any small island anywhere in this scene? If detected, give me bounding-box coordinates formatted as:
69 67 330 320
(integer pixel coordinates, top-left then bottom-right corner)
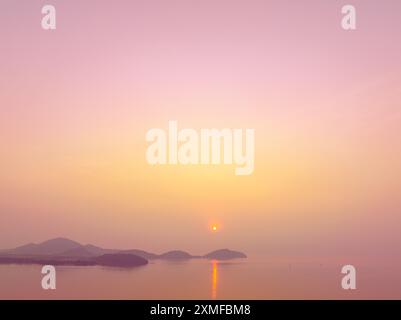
204 249 247 260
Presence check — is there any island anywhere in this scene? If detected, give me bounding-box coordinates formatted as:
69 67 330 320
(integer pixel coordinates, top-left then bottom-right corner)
0 238 247 267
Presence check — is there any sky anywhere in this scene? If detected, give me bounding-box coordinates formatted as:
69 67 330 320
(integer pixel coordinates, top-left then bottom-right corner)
0 0 400 258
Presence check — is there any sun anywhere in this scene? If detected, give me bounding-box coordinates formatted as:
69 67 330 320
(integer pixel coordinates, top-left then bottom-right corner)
209 221 220 232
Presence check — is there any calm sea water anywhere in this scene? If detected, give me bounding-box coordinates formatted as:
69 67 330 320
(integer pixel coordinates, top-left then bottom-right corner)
0 256 400 299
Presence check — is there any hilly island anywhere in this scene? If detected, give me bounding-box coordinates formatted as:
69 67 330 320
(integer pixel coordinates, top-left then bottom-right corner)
0 238 247 267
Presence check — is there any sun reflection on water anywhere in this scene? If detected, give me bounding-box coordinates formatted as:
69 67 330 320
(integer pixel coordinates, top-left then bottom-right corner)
211 260 218 299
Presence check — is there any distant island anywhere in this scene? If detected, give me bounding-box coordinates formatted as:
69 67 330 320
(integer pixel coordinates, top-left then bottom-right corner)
0 238 247 268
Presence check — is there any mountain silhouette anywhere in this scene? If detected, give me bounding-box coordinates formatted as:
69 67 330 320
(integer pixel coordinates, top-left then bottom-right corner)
204 249 247 260
84 244 118 256
9 238 82 256
120 249 158 260
159 250 195 260
0 238 247 266
55 246 96 257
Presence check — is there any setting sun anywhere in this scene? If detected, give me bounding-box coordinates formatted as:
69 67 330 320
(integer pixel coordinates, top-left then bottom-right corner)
212 225 218 231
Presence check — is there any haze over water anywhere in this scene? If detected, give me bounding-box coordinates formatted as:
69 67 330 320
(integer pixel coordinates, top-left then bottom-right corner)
1 256 400 299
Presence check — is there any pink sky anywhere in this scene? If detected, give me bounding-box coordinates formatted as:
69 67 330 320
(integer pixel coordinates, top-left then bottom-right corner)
0 1 400 259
